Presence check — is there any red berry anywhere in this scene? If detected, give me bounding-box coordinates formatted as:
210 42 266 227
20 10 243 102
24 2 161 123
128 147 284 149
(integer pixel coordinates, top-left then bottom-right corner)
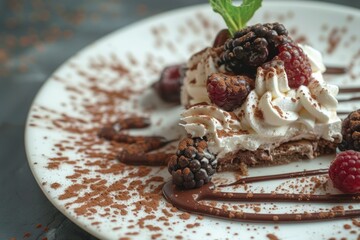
207 73 253 111
329 150 360 193
213 29 230 47
154 64 185 103
276 42 312 89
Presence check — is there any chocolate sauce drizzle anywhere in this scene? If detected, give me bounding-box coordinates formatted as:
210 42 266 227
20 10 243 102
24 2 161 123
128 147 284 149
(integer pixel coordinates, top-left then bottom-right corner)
99 117 172 166
336 85 360 115
324 66 347 75
218 168 329 187
333 80 359 103
163 169 360 222
339 87 360 94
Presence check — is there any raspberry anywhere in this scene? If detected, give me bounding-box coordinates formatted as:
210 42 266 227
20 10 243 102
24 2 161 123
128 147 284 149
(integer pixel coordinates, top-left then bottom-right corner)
339 109 360 151
329 150 360 193
207 73 253 111
221 23 292 76
153 64 185 103
276 42 312 88
168 137 217 189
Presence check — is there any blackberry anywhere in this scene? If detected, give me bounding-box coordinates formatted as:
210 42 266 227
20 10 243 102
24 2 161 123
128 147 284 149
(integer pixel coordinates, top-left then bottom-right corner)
339 109 360 151
168 137 217 189
221 23 292 75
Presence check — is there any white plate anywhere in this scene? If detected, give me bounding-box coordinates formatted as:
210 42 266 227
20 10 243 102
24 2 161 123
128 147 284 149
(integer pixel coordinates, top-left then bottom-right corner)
25 1 360 240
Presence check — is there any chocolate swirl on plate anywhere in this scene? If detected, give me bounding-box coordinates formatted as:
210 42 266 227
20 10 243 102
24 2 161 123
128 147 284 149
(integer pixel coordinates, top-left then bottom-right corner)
99 116 174 166
163 169 360 222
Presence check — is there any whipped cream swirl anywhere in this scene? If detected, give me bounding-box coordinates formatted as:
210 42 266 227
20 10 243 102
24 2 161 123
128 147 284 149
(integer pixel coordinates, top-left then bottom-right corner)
181 45 342 155
181 47 223 106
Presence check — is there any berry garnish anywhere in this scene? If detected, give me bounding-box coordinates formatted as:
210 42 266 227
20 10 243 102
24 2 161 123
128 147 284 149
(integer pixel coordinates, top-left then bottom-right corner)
213 29 230 47
168 137 217 189
207 73 253 111
221 23 292 75
276 42 312 88
153 64 185 103
339 109 360 151
329 150 360 193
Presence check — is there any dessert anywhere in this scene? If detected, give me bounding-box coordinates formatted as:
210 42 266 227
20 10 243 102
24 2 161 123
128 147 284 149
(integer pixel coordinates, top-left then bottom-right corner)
159 0 360 223
91 0 360 225
168 0 342 189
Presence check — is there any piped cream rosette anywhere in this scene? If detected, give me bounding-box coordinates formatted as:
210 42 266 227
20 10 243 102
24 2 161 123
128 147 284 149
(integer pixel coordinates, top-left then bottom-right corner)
237 59 339 138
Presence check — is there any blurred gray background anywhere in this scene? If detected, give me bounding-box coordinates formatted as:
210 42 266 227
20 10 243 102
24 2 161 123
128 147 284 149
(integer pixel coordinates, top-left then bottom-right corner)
0 0 359 239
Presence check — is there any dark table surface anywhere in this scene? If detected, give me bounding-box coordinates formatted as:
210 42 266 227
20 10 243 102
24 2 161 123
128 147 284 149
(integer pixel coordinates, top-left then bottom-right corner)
0 0 359 239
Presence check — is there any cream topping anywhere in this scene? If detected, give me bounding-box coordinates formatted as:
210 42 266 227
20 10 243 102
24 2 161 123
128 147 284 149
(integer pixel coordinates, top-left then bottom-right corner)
180 45 342 156
181 47 222 106
300 44 326 73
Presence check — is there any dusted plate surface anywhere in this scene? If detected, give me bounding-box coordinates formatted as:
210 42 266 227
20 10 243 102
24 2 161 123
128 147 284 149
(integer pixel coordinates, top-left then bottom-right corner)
25 1 360 240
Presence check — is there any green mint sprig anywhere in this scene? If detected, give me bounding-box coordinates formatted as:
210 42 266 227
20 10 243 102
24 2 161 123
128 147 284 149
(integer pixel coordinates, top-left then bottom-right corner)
209 0 262 36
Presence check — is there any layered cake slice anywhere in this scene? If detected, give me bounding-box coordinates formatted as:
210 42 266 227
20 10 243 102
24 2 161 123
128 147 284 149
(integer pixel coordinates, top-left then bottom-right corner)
167 1 342 189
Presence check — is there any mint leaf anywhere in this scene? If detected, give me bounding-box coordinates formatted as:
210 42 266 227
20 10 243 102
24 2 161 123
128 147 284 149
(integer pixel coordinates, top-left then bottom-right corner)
209 0 262 36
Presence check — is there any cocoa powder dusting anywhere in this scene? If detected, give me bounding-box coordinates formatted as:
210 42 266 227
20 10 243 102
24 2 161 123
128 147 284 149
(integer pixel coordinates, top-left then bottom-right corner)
254 107 264 120
344 224 351 230
266 233 279 240
327 27 342 54
27 37 186 236
179 212 191 220
273 105 283 117
186 223 200 229
50 183 61 189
